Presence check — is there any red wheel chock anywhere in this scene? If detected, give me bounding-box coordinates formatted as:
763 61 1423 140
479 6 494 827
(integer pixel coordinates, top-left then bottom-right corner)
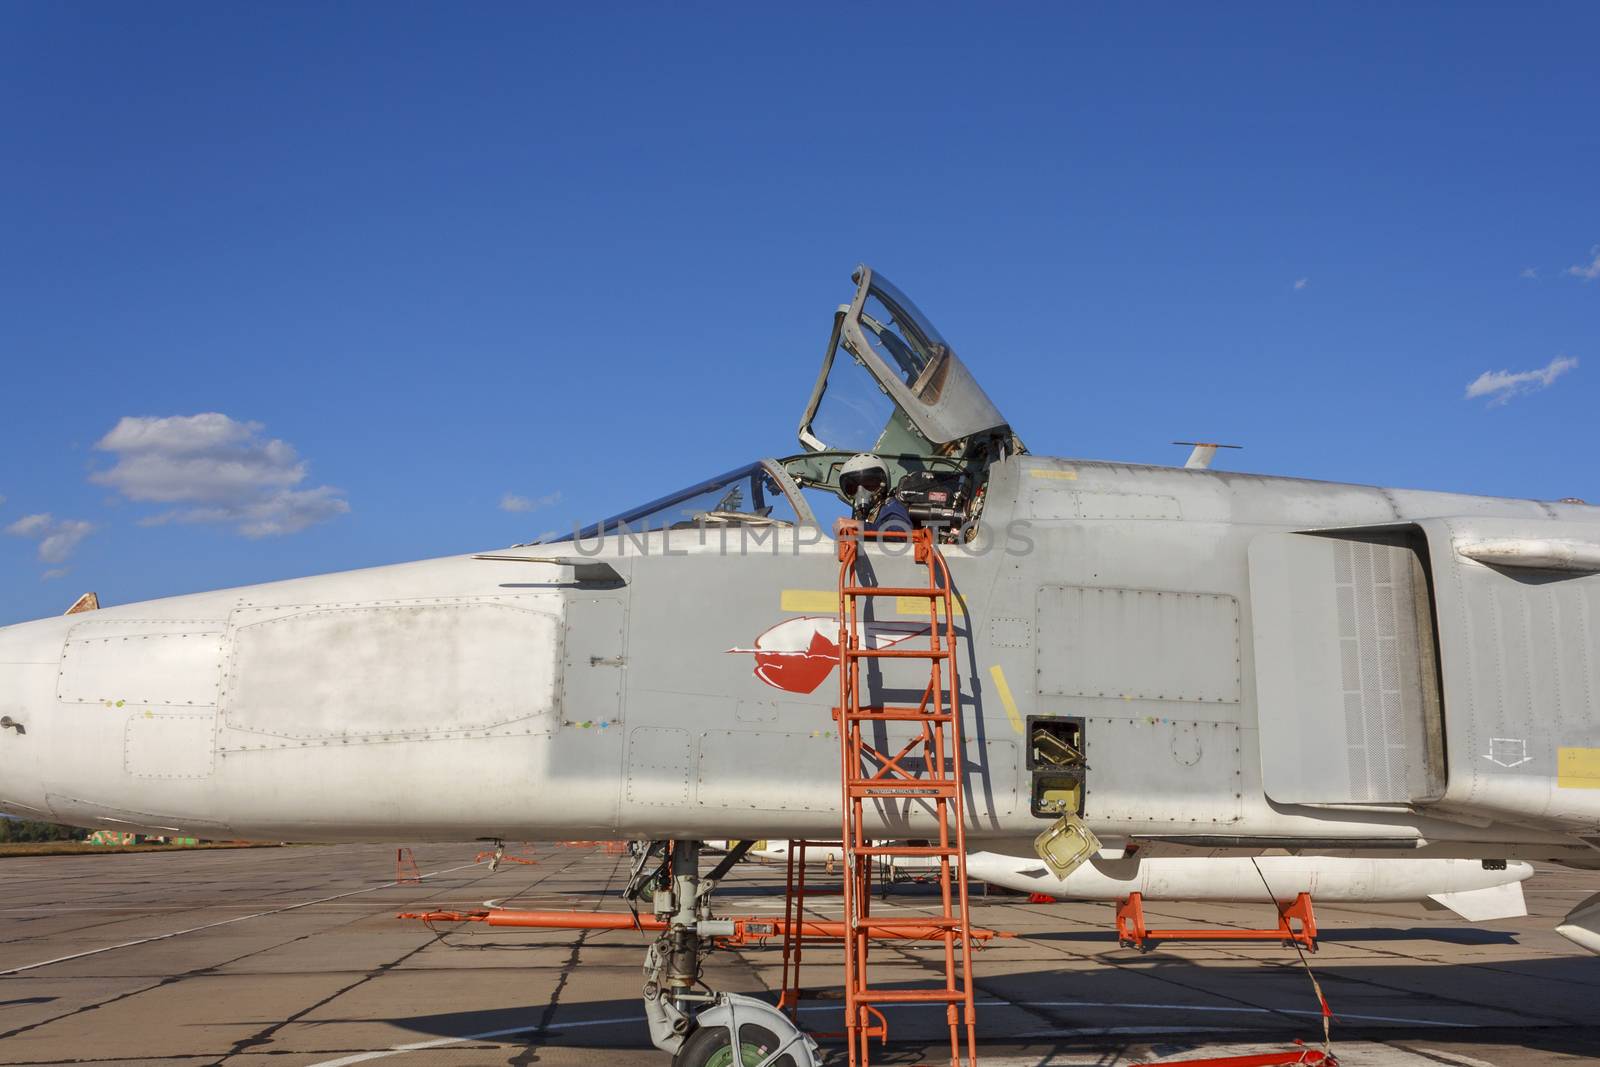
1134 1040 1336 1065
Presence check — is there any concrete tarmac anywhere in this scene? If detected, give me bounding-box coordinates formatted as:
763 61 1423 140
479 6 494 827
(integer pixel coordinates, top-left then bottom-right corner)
1 842 1597 1066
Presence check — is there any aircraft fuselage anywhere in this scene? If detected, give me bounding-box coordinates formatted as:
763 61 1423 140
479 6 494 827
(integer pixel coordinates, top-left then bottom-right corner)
3 454 1597 864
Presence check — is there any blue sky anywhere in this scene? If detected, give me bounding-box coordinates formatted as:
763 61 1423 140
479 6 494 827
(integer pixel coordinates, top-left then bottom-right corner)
2 4 1595 625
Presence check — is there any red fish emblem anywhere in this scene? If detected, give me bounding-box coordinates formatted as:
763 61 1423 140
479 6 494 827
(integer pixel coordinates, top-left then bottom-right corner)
728 616 928 694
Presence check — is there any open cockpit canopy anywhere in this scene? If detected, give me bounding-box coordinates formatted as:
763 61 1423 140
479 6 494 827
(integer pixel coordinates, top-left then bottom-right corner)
798 265 1012 455
538 267 1016 546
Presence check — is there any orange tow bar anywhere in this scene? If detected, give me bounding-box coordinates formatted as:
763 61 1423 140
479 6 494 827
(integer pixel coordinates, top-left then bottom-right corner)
397 908 1012 947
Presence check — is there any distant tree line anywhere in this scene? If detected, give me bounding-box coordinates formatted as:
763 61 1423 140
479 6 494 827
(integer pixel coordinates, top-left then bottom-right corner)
0 818 88 842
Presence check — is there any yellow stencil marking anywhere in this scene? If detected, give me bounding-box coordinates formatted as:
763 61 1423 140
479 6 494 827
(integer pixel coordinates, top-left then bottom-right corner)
894 596 965 618
1029 469 1078 480
783 588 965 618
780 589 837 613
989 665 1025 736
1557 747 1600 789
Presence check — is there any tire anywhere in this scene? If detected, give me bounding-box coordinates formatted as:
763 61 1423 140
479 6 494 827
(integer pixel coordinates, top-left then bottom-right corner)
673 1022 800 1067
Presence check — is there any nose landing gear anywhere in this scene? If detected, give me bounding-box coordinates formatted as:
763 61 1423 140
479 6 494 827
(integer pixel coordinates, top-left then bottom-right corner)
630 840 819 1067
672 993 813 1067
399 839 823 1064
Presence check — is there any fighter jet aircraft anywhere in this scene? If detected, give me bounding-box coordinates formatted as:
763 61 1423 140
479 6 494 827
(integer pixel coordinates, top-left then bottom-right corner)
2 265 1598 1064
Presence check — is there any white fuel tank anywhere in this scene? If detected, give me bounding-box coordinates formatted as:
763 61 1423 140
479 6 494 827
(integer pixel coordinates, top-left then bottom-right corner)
966 852 1532 921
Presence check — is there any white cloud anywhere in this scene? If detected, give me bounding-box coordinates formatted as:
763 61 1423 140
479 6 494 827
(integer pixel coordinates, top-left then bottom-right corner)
39 520 93 563
1293 278 1308 290
1465 355 1579 406
91 414 348 538
40 568 68 581
5 513 94 563
5 513 52 537
1568 245 1600 281
137 486 350 537
1520 266 1538 279
500 490 562 513
92 414 305 503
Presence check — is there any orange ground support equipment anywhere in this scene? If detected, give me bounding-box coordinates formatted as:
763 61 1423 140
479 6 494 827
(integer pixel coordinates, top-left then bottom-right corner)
775 840 885 1045
395 847 421 884
813 521 981 1067
475 843 537 868
1116 891 1319 953
396 907 1009 946
776 841 836 1021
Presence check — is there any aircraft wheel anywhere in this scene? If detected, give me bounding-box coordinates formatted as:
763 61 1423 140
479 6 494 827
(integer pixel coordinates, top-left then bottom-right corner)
673 1023 800 1067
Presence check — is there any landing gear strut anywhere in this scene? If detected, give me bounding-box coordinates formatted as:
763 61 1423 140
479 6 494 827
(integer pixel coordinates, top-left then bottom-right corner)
632 840 820 1067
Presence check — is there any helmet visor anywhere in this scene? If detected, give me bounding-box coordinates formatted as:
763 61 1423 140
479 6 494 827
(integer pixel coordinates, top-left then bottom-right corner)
840 468 887 498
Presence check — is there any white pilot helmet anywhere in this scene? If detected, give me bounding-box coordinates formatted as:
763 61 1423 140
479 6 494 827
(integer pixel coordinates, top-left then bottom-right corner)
839 453 890 499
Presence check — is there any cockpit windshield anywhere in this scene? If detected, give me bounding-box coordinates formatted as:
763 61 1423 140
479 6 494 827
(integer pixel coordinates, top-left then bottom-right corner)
805 331 904 455
857 274 952 393
554 461 811 543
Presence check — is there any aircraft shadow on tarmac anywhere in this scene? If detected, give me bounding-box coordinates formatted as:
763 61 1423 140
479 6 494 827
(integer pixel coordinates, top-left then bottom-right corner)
437 925 1523 950
1315 926 1522 945
308 957 1600 1060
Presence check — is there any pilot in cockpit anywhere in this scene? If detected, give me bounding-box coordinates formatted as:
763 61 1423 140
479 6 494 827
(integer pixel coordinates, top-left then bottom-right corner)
840 453 913 532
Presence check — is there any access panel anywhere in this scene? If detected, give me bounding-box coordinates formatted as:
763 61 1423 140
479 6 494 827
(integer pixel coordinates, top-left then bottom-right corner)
1036 586 1241 704
1250 531 1445 805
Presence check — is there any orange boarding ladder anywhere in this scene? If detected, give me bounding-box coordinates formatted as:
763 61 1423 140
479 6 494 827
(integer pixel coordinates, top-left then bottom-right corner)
834 521 978 1067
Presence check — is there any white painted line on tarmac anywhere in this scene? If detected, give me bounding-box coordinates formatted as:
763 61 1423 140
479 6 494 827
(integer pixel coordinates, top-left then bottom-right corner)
0 860 488 977
1017 1001 1477 1029
309 1016 636 1067
1414 1050 1501 1067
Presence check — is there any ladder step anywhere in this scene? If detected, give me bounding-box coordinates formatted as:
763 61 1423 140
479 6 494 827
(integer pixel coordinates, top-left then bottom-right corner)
854 845 961 857
847 780 959 798
842 586 946 597
848 778 960 788
856 988 967 1004
846 648 953 660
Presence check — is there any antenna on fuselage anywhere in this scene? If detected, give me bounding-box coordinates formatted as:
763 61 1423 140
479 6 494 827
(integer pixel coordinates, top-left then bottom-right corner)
64 592 99 615
1172 441 1242 470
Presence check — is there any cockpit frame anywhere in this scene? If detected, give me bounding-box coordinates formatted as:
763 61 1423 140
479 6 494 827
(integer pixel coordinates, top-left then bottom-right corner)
798 265 1012 453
